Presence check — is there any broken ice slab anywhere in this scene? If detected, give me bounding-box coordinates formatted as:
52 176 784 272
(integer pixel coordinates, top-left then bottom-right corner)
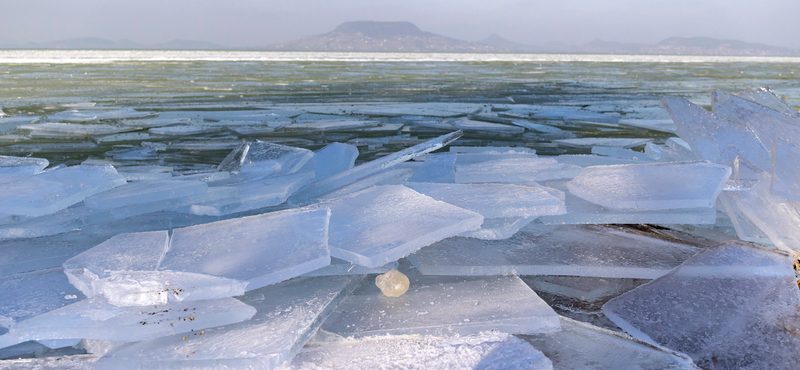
162 207 331 290
17 123 137 138
92 132 156 145
48 108 157 122
452 119 525 134
511 120 565 133
188 172 313 216
84 180 207 210
408 152 455 183
315 168 412 202
105 147 157 161
281 120 380 132
661 97 771 170
119 172 172 181
713 91 800 151
322 273 559 337
0 232 112 276
300 142 359 181
552 138 652 149
323 185 483 268
217 140 313 179
0 156 48 184
591 146 652 161
349 104 472 118
93 275 362 370
603 242 800 369
455 151 540 166
617 119 677 133
0 268 85 329
771 138 800 201
0 296 255 350
733 86 800 118
405 182 565 218
522 316 699 370
408 224 701 279
566 161 731 210
148 125 222 136
0 165 126 218
554 154 646 167
449 146 536 154
0 116 39 125
226 125 275 136
522 275 649 305
172 171 230 183
301 258 398 277
290 131 462 204
119 117 190 128
287 331 553 370
455 158 582 184
563 111 621 124
458 216 536 240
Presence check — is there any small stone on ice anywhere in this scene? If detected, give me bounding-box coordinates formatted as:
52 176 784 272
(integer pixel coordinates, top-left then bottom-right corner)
375 269 409 297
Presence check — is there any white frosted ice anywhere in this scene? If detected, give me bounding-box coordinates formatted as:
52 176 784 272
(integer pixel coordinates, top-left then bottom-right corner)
323 185 483 268
603 242 800 369
566 161 731 210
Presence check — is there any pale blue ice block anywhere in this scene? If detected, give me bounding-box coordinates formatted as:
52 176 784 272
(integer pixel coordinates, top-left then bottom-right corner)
458 216 536 240
0 268 85 329
302 142 359 180
408 152 455 183
323 185 483 268
771 138 800 201
84 180 208 210
217 140 313 178
188 172 313 216
455 158 582 184
732 86 800 118
406 182 565 218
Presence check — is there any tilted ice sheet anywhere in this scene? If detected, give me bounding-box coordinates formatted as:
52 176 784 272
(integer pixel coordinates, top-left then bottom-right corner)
162 207 331 290
713 91 800 152
93 275 363 370
0 232 113 276
290 131 462 204
732 86 800 118
553 154 647 167
0 268 85 329
455 158 582 184
0 296 255 350
405 182 566 218
771 138 800 201
17 123 137 137
301 142 359 181
315 168 413 202
322 185 483 268
84 180 208 210
566 161 731 210
188 172 313 216
322 273 560 337
408 152 455 183
603 242 800 369
553 138 652 149
617 119 677 133
662 97 771 170
522 316 699 370
301 258 398 277
458 216 537 240
0 165 126 218
287 331 553 370
0 156 48 184
217 140 313 178
408 224 702 279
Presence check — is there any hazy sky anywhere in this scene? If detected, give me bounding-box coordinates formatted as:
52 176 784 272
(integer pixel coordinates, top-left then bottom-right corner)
2 0 798 48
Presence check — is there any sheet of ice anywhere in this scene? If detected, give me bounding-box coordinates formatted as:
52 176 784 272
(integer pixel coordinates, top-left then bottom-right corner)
591 146 651 161
290 131 462 203
92 132 155 145
405 183 565 218
217 140 313 178
0 232 113 276
0 156 48 184
315 168 413 202
553 154 646 167
449 146 536 154
552 138 652 149
458 216 536 240
771 138 800 201
173 171 230 183
162 207 331 290
661 97 771 170
455 158 582 184
563 111 621 124
455 152 540 165
119 172 172 181
566 161 731 210
105 147 157 161
323 185 483 268
452 119 525 134
93 275 362 370
350 105 470 118
301 142 358 181
287 331 552 370
522 316 699 370
18 123 136 138
510 120 565 133
603 242 800 369
227 125 275 135
302 258 398 277
542 180 717 225
408 152 455 183
322 273 559 337
0 165 126 218
282 120 379 132
713 92 800 151
148 125 221 136
617 118 677 133
408 224 701 279
733 86 800 117
119 117 189 128
84 180 207 210
0 296 255 349
0 268 85 328
188 172 313 216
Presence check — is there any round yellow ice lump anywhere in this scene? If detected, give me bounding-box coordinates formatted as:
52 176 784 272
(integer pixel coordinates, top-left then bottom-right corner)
375 269 410 297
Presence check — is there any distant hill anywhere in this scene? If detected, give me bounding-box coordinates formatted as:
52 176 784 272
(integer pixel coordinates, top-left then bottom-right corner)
477 34 540 52
10 37 228 50
265 21 506 52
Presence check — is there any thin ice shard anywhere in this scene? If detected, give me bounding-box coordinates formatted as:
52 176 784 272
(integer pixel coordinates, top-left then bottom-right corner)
322 273 559 337
566 161 731 210
713 91 800 152
162 207 331 290
290 131 462 204
732 86 800 118
323 185 483 268
522 316 698 370
603 242 800 369
302 142 359 181
93 275 362 370
408 224 701 279
405 182 565 218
